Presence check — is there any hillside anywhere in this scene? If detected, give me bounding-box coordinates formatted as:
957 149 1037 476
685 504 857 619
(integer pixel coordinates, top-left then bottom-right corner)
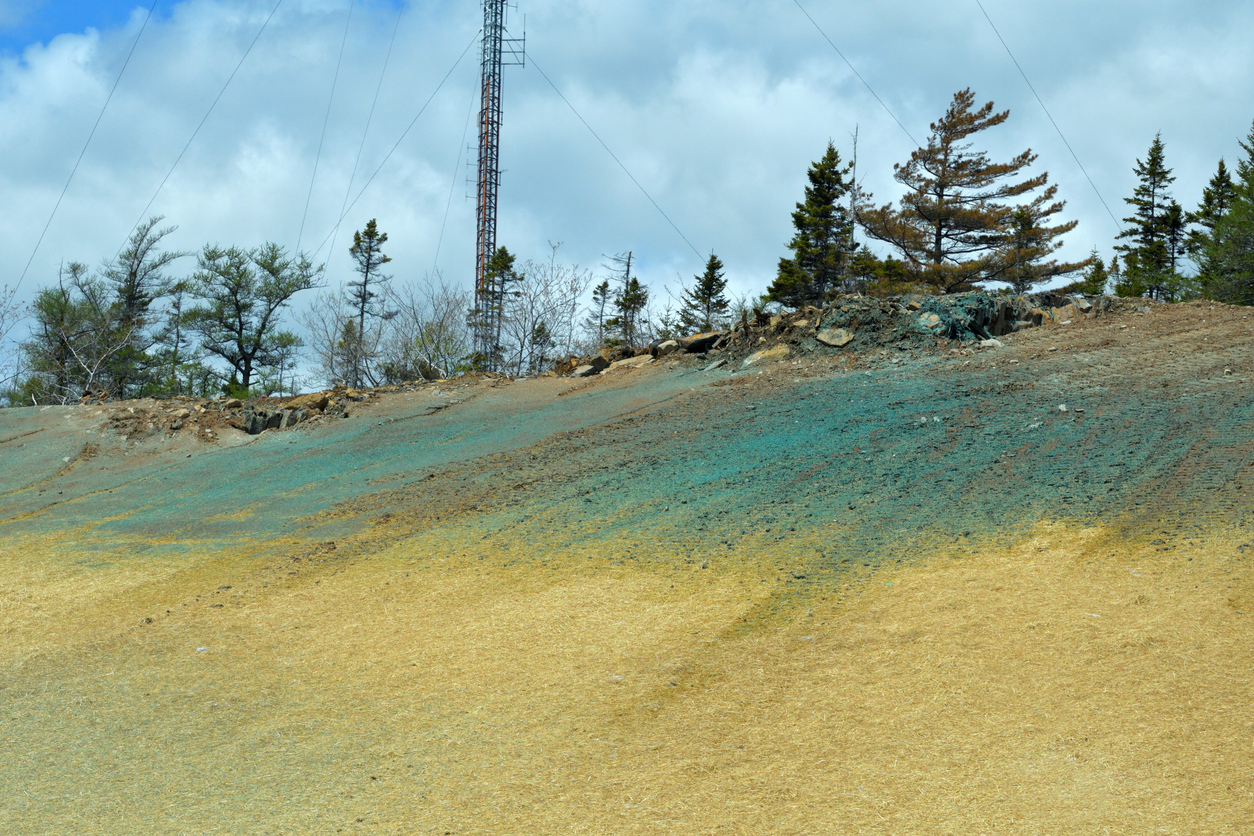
1 298 1252 835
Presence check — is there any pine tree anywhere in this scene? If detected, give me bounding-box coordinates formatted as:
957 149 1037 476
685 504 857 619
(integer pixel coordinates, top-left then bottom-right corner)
1062 249 1110 295
603 252 648 349
767 142 858 306
860 89 1065 293
998 186 1085 293
584 280 612 347
1200 122 1254 305
1115 134 1178 299
100 216 187 397
1186 159 1237 259
346 219 393 386
478 246 522 367
679 253 730 333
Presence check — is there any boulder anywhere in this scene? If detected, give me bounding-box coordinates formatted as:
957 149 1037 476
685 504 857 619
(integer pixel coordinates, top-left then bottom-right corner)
223 398 243 409
172 408 191 420
1051 303 1080 324
816 327 854 348
283 392 330 411
570 364 598 378
742 344 791 367
236 410 267 434
280 408 307 429
677 331 727 353
608 355 654 372
655 340 681 357
917 313 943 332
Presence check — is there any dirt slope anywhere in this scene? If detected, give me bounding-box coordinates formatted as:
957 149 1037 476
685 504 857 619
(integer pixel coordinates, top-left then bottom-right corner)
1 300 1252 835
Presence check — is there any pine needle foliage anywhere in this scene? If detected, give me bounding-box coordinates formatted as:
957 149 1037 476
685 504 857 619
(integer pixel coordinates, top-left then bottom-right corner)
767 142 858 307
679 253 731 333
859 89 1076 294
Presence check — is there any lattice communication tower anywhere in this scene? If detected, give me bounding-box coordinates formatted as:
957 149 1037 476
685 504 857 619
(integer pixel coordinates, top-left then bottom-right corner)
473 0 525 367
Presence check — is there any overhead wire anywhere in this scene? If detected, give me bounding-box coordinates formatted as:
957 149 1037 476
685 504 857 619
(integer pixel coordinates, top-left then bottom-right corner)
973 0 1123 232
528 53 703 261
433 74 480 277
298 0 356 253
116 0 286 260
790 0 919 147
16 0 160 291
328 2 406 261
309 29 481 263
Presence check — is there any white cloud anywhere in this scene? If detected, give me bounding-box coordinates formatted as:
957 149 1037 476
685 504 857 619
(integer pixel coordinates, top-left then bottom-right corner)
2 0 1253 332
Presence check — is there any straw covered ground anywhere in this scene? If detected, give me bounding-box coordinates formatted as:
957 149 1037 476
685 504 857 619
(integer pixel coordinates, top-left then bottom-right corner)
1 300 1252 834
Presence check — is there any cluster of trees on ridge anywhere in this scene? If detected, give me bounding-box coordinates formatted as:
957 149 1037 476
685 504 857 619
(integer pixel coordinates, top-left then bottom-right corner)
4 88 1254 405
765 88 1254 306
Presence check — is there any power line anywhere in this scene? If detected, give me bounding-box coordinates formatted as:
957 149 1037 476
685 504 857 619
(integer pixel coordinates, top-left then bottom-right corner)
309 29 481 262
16 0 160 291
790 0 919 147
330 2 405 261
298 0 356 252
117 0 286 260
973 0 1122 232
528 53 703 261
433 79 479 277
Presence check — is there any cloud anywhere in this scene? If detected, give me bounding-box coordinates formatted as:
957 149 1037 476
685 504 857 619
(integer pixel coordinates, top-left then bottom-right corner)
0 1 39 29
2 0 1253 330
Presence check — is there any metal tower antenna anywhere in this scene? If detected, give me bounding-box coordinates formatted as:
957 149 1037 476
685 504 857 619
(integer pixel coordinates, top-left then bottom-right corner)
473 0 524 368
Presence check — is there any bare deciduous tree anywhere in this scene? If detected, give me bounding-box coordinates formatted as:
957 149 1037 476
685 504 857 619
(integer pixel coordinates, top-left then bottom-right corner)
498 243 593 374
380 275 473 382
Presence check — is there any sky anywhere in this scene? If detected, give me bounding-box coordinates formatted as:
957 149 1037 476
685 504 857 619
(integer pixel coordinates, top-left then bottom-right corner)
2 0 1253 343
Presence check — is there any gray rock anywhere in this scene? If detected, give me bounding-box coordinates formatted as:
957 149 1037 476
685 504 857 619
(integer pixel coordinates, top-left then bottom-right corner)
280 408 307 429
656 339 681 357
702 359 727 371
570 364 598 378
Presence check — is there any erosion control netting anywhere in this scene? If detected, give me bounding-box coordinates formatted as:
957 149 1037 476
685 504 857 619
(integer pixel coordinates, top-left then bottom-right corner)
4 334 1250 584
421 354 1254 605
0 372 704 550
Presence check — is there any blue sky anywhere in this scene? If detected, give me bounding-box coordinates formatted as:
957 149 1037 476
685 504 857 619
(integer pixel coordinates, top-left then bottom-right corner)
0 1 153 54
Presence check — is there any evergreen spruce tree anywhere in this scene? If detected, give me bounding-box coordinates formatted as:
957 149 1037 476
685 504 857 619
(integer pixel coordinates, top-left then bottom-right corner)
1200 122 1254 305
603 252 648 349
679 253 730 333
767 142 858 307
346 219 393 387
859 89 1072 293
1062 249 1110 295
1115 134 1179 299
1186 159 1237 260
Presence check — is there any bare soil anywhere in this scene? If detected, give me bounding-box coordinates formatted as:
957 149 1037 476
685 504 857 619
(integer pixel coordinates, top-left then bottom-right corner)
1 299 1252 835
